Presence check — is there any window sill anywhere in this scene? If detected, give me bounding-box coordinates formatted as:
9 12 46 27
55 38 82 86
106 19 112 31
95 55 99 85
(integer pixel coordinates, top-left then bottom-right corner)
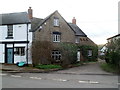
6 37 13 39
53 41 60 43
54 25 60 27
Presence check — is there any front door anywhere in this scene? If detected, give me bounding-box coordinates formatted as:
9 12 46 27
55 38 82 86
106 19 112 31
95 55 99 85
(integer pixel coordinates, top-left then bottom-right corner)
77 51 80 62
7 48 13 64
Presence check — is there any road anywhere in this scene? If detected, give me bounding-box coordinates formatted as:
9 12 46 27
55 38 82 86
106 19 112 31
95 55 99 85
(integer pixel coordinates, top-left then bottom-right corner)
1 60 119 88
1 72 119 88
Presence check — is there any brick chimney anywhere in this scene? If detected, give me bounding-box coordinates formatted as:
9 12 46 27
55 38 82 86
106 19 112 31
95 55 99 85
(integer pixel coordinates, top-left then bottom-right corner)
72 17 76 24
28 7 33 19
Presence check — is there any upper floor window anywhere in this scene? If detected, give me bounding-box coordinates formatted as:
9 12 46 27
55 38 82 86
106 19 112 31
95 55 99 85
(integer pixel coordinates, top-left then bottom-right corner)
75 37 80 43
53 18 59 26
53 32 61 42
7 25 13 37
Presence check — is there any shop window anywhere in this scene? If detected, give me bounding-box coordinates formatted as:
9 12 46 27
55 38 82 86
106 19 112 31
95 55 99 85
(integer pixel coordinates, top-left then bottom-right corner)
14 47 25 56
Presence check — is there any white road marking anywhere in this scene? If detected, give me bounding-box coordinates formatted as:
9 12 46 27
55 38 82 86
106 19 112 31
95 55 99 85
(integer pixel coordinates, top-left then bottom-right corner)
11 75 21 78
0 73 7 76
78 80 89 83
89 81 99 84
78 80 99 84
53 79 67 82
29 77 42 80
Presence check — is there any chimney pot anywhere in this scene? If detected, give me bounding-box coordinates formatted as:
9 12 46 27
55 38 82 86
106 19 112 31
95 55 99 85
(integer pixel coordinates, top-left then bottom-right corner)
72 17 76 24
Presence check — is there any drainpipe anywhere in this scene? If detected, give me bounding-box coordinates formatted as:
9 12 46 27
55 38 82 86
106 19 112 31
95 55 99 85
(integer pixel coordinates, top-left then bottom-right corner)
26 23 29 66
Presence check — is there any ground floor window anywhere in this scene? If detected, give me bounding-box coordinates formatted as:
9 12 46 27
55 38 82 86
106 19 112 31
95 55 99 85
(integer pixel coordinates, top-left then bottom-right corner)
52 50 61 61
14 47 25 56
88 50 92 57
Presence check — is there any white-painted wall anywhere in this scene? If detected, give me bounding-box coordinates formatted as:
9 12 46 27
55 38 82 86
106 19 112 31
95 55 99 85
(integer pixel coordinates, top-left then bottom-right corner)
0 24 32 42
0 23 32 64
0 44 4 63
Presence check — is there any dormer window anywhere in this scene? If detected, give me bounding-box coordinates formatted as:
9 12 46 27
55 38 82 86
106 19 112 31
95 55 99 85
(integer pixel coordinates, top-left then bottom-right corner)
7 25 13 39
53 17 59 26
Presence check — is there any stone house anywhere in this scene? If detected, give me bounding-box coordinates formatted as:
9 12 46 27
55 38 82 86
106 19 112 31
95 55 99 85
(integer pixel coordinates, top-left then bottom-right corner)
29 7 97 64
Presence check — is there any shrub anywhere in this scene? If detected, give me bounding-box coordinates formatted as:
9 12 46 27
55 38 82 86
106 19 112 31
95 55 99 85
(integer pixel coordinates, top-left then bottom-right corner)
105 51 120 68
31 41 54 65
58 43 78 67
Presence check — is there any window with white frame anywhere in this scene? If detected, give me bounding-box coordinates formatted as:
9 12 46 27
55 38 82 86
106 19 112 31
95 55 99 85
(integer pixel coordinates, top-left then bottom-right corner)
7 25 13 37
14 47 25 56
54 18 59 26
53 32 61 42
52 50 61 61
75 37 80 43
88 50 92 57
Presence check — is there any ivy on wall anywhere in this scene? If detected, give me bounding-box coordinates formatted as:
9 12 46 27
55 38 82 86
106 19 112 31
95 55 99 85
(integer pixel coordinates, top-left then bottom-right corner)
31 41 98 66
79 45 98 61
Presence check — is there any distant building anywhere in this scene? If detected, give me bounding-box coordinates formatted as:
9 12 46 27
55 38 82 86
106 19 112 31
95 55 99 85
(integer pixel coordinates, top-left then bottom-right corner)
107 34 120 43
99 44 107 56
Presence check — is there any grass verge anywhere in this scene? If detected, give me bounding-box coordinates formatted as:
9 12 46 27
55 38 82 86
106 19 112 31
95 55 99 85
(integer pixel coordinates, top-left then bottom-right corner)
35 64 62 69
100 63 119 74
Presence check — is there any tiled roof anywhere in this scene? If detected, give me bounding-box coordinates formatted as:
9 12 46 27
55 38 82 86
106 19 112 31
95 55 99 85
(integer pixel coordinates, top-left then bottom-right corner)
0 12 30 25
69 23 87 37
30 17 43 32
31 10 87 37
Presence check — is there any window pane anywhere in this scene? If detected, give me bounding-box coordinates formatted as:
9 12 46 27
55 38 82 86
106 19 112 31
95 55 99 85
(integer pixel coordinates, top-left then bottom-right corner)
53 34 60 42
52 50 61 61
88 50 92 56
7 25 13 37
14 47 25 56
54 19 59 26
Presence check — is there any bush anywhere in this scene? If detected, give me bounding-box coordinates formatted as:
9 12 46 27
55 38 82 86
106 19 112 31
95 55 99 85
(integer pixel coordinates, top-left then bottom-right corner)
31 41 54 65
105 51 120 69
58 43 78 67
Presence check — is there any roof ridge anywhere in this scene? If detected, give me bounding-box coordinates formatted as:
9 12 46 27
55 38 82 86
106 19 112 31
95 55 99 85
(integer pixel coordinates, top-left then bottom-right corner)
0 12 27 15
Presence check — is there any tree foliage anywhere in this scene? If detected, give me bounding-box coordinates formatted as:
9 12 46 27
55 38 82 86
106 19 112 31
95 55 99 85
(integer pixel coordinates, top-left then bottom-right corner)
105 38 120 69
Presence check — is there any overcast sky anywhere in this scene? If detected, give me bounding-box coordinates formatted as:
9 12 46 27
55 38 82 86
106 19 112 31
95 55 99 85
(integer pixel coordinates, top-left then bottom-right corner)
0 0 119 45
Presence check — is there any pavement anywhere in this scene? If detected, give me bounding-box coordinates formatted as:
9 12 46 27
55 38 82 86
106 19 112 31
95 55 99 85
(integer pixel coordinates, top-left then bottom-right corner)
0 64 62 73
